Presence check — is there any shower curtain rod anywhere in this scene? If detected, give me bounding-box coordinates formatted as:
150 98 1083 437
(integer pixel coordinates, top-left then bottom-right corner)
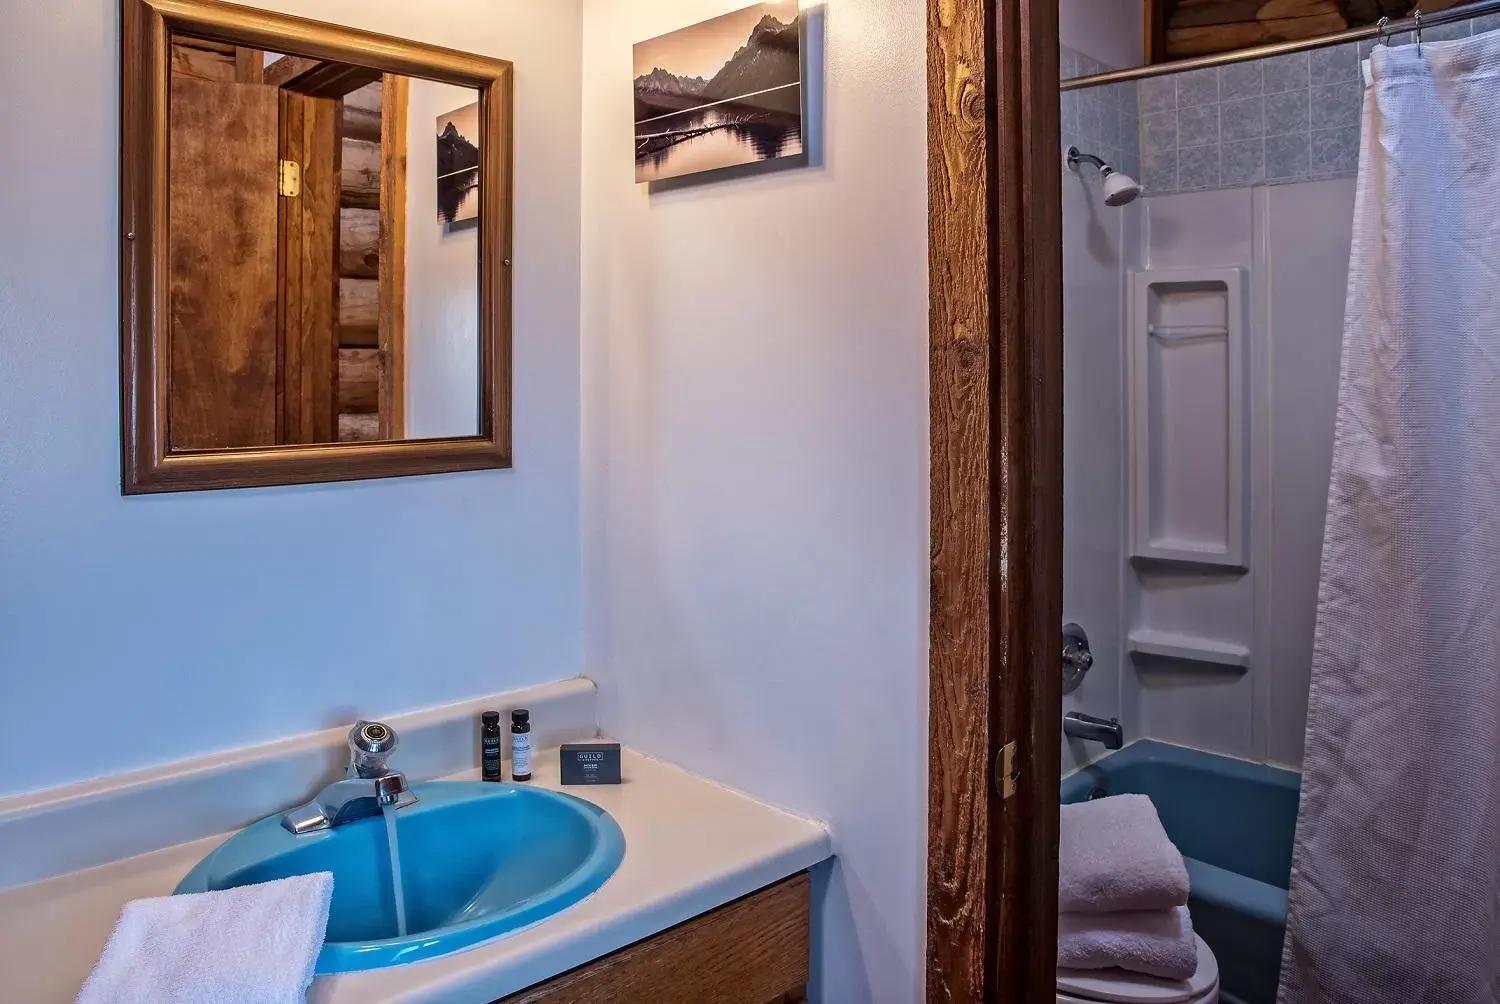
1061 0 1500 91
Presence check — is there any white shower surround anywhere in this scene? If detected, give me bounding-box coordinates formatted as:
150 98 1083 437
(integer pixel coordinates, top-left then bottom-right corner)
1063 176 1355 769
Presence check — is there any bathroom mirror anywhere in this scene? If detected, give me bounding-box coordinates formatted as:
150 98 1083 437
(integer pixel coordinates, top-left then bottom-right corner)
120 0 512 493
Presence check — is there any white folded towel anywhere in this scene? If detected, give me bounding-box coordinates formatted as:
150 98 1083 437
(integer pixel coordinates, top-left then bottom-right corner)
1058 905 1198 981
77 871 334 1004
1059 793 1190 913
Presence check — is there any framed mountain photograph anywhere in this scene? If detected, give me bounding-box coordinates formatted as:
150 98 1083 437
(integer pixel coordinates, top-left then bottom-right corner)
436 101 480 225
633 3 804 184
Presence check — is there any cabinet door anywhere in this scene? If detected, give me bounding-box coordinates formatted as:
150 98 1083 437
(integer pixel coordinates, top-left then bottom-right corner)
501 873 810 1004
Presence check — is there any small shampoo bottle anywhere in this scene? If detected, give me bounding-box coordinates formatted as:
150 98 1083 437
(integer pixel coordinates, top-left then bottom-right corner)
511 709 532 782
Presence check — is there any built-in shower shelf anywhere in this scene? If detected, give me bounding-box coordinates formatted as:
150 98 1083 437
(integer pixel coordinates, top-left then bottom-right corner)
1129 267 1248 569
1129 548 1249 573
1146 324 1229 342
1127 629 1249 670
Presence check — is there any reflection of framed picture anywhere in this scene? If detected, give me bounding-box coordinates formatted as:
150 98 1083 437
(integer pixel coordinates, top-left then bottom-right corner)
436 101 480 224
633 2 804 184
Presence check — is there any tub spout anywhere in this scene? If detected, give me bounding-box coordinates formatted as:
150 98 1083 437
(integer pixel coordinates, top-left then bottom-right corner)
1064 712 1123 750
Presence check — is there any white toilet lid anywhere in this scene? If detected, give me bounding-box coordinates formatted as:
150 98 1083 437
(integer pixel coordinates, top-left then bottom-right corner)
1056 935 1219 1004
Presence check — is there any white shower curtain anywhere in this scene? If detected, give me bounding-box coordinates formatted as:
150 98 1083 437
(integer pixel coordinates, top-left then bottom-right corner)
1279 30 1500 1004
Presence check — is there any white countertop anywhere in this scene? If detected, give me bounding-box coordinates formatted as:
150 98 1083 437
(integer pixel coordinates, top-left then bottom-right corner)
0 747 831 1003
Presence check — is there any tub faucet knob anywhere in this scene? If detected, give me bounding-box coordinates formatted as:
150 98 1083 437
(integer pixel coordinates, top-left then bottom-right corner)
1061 623 1094 695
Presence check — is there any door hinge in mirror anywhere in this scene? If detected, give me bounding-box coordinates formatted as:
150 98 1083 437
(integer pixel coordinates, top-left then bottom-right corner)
995 740 1020 799
278 160 302 198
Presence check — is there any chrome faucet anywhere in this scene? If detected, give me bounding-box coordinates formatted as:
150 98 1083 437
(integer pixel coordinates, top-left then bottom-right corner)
282 721 418 835
1063 711 1124 751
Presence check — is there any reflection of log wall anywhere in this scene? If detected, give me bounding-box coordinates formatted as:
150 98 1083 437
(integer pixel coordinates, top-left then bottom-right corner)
340 139 382 210
338 348 381 413
1158 0 1466 60
339 209 380 280
338 81 386 440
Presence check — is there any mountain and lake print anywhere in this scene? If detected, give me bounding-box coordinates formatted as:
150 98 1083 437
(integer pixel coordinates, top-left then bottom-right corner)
436 101 480 225
633 3 804 183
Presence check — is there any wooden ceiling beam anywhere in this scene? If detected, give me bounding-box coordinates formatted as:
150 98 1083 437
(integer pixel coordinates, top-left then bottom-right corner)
264 55 383 97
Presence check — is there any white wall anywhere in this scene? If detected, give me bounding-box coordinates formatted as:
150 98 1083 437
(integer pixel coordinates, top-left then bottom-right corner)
1259 180 1352 766
1060 0 1144 70
1120 179 1353 767
1061 150 1136 773
579 2 929 1000
0 0 583 796
1058 26 1139 772
406 79 484 440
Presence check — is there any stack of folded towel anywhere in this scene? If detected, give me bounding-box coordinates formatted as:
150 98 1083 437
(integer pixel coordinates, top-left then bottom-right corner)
1058 793 1196 982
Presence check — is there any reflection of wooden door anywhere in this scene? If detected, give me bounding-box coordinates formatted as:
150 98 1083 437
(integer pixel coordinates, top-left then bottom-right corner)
167 74 280 449
166 47 404 450
278 90 341 445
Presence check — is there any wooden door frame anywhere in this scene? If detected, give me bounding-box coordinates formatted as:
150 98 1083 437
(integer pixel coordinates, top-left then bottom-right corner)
926 0 1063 1000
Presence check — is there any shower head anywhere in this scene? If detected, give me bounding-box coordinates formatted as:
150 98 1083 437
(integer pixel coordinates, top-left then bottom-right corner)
1101 169 1142 206
1066 146 1142 206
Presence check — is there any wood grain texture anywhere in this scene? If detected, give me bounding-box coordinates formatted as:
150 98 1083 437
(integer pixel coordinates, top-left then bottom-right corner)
340 138 381 209
926 0 996 997
264 53 316 87
994 0 1064 1001
338 412 380 442
264 53 381 95
337 348 380 413
377 73 408 440
1147 0 1171 63
927 0 1064 1000
233 45 261 83
121 0 513 492
338 277 378 346
1167 12 1346 54
500 874 810 1004
341 80 383 142
170 39 235 80
339 207 381 280
1158 0 1465 57
166 72 279 450
278 89 340 444
1171 0 1331 27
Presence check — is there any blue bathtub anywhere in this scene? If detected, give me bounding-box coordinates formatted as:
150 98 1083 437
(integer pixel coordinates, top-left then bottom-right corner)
1061 741 1301 1004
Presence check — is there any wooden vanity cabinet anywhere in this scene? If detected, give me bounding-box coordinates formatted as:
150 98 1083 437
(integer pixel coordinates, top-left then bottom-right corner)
498 872 811 1004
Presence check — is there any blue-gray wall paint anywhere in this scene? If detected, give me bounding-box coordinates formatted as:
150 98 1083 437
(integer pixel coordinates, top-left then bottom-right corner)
0 0 585 797
1062 46 1142 189
1137 17 1500 195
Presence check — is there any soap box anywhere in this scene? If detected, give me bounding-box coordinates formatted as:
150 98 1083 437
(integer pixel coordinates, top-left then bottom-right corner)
560 742 622 785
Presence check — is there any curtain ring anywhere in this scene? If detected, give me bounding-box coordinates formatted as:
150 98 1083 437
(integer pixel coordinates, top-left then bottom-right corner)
1413 8 1424 46
1376 16 1391 45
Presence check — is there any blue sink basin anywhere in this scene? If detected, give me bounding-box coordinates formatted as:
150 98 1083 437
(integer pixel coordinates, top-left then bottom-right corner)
175 782 625 973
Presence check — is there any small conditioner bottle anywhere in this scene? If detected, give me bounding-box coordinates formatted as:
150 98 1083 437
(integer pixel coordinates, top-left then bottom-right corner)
511 709 532 782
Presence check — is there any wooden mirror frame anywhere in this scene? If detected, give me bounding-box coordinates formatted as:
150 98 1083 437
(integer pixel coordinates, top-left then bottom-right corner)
120 0 513 493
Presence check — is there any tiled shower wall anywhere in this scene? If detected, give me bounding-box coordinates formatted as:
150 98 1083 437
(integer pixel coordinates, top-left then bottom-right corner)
1129 14 1500 195
1060 46 1141 189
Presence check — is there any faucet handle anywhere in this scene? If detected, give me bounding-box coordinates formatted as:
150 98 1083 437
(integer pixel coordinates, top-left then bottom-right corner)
349 720 400 778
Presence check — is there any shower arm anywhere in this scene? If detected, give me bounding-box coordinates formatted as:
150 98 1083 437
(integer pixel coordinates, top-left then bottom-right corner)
1066 148 1109 173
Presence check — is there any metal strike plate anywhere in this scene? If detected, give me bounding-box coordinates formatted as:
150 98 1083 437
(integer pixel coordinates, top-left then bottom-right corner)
996 740 1020 799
